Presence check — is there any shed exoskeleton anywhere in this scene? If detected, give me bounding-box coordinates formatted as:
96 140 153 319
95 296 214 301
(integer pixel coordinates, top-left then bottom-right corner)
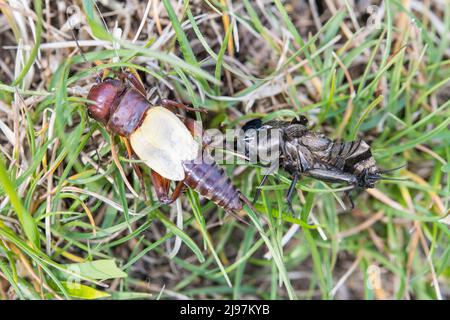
86 71 244 213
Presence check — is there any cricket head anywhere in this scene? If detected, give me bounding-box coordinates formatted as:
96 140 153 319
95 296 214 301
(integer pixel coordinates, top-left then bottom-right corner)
358 165 406 189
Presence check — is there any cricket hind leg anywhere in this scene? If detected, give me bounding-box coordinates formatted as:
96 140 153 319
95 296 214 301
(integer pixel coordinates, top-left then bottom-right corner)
304 168 359 210
304 168 358 185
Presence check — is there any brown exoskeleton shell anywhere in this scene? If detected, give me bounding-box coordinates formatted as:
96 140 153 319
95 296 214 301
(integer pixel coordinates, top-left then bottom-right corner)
86 72 243 213
86 78 124 124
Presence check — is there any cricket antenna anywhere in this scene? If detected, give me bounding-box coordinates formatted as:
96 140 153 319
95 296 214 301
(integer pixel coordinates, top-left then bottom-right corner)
92 0 124 73
379 164 407 174
65 4 102 80
378 176 407 182
66 4 104 172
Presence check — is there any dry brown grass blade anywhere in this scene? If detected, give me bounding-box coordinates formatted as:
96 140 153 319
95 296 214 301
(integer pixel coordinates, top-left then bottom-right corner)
367 188 412 214
405 222 420 299
109 133 139 198
394 0 411 52
416 222 443 300
415 144 447 166
0 0 21 40
325 0 354 40
366 262 388 300
220 0 234 57
0 278 7 299
10 244 63 300
153 0 163 35
403 170 445 215
337 210 384 240
75 197 97 237
330 251 363 297
333 51 355 138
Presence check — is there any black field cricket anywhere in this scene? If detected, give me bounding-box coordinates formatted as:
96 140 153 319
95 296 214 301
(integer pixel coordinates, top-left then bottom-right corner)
241 117 402 209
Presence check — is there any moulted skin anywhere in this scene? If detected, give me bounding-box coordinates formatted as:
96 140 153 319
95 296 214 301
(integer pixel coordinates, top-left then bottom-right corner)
86 77 244 213
107 89 150 137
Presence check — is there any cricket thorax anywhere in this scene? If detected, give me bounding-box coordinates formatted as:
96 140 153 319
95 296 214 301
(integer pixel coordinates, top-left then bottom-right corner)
107 89 150 137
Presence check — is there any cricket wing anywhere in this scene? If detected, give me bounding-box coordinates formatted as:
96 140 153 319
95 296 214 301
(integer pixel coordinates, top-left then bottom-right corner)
130 106 200 181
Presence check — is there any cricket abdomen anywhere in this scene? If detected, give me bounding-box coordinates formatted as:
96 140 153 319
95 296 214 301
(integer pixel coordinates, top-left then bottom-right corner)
322 140 377 174
182 157 243 213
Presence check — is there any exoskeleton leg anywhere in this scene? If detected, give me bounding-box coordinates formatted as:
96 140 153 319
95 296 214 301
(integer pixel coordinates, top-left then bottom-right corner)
343 190 355 209
305 168 358 210
123 138 148 200
304 168 358 185
150 171 186 205
119 70 147 97
253 161 279 203
253 174 269 203
161 99 207 113
285 174 299 215
109 134 139 198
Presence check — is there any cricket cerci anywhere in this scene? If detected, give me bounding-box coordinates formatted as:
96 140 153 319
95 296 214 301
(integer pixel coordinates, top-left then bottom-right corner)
241 117 402 209
86 71 243 213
